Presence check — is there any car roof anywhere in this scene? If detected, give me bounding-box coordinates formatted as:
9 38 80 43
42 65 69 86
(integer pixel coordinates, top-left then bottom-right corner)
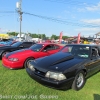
66 44 100 47
17 41 35 43
37 43 60 46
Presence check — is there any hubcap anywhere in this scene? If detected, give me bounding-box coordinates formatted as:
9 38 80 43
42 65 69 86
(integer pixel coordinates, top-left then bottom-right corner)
27 60 33 66
2 52 8 57
76 73 84 88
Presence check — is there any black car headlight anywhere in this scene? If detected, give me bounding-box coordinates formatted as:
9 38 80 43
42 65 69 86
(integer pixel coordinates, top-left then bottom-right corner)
28 63 35 71
45 71 66 81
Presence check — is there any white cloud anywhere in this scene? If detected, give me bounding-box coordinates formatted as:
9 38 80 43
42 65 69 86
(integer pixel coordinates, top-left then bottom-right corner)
86 2 100 11
78 2 100 12
81 19 100 25
75 27 100 37
76 27 100 31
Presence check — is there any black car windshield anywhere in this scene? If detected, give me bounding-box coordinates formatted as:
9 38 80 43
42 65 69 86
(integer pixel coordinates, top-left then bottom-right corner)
30 44 43 51
11 42 22 47
61 45 90 58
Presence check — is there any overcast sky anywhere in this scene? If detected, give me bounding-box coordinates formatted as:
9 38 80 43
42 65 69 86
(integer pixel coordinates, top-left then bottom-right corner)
0 0 100 37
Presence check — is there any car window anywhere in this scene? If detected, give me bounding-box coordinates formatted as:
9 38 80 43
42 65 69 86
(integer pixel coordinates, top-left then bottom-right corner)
61 45 90 58
61 46 72 53
43 44 59 51
53 45 60 49
20 42 33 48
6 41 12 45
30 44 43 51
11 42 22 47
92 47 99 57
43 45 53 51
71 46 90 58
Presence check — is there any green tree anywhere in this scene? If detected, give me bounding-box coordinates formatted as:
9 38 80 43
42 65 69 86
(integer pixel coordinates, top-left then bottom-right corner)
7 32 19 36
51 34 58 40
62 36 69 40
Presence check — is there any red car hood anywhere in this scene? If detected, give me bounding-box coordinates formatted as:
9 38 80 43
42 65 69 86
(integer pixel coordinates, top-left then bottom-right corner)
6 49 33 58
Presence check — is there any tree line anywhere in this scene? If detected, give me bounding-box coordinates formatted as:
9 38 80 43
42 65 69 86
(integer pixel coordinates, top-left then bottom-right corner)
7 32 69 40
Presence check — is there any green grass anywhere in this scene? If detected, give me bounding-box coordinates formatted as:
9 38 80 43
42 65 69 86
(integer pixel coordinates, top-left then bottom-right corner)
0 61 100 100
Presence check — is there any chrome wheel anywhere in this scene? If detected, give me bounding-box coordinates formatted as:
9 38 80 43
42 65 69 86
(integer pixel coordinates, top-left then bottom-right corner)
26 59 34 67
72 71 86 91
76 73 84 88
24 58 34 68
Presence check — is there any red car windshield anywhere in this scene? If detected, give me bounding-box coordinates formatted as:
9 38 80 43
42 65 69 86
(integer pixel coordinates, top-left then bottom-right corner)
30 44 44 52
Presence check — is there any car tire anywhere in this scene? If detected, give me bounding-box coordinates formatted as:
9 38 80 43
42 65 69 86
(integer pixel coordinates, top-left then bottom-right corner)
1 51 9 58
24 58 34 68
72 71 86 91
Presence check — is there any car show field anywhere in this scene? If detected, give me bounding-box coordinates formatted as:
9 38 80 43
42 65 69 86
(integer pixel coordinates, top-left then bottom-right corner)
1 0 100 99
0 61 100 100
0 44 100 100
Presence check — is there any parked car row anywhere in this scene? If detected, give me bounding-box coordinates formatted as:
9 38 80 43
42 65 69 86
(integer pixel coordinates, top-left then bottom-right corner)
1 42 100 91
1 42 63 69
0 38 17 46
0 41 35 59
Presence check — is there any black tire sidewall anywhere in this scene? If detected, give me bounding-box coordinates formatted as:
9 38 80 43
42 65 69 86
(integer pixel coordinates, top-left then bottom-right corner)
72 71 86 91
2 51 8 58
24 58 34 68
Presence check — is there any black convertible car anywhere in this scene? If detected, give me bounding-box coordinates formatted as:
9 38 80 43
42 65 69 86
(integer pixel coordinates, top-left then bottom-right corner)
26 44 100 91
0 41 35 59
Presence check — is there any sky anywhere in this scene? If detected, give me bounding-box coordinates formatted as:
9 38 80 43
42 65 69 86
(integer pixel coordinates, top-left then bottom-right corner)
0 0 100 37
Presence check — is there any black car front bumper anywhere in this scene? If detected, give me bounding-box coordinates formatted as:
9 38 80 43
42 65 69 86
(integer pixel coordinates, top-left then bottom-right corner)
26 68 75 90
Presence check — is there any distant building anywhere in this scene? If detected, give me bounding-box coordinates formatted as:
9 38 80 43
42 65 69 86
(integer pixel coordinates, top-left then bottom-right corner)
16 33 32 41
32 38 40 43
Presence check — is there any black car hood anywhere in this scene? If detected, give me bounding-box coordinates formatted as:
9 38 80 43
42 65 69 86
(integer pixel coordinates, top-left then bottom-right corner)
35 52 73 64
32 52 86 71
0 45 12 49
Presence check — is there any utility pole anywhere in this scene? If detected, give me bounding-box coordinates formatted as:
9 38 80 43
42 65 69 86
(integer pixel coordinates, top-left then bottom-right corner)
16 0 23 41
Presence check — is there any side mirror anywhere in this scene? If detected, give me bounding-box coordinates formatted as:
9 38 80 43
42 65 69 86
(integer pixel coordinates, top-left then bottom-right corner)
43 50 47 52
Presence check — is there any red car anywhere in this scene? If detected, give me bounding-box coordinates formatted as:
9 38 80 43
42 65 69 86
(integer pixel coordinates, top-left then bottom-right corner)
2 43 63 69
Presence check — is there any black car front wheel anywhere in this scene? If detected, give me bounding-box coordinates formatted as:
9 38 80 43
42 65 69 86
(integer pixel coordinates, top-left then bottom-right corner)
1 51 9 58
72 71 86 91
24 58 34 68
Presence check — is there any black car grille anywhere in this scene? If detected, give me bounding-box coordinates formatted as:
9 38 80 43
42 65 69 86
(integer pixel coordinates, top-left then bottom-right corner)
34 68 46 78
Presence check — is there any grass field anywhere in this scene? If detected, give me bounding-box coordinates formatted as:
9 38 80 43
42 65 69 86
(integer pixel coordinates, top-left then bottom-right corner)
0 61 100 100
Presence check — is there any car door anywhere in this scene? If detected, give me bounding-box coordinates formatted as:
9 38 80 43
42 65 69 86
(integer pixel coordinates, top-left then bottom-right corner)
44 44 60 55
35 44 61 58
35 45 52 58
85 47 100 76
